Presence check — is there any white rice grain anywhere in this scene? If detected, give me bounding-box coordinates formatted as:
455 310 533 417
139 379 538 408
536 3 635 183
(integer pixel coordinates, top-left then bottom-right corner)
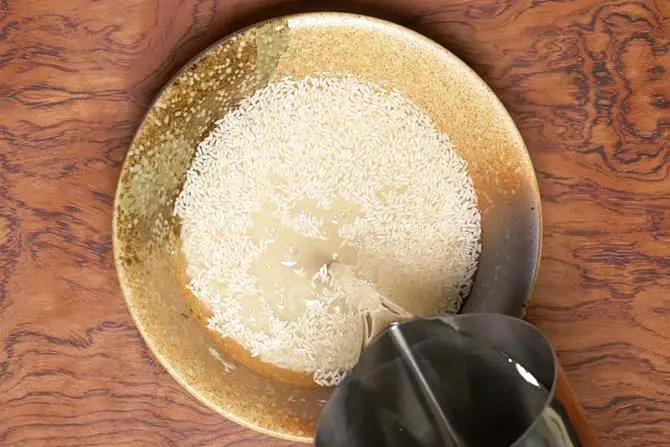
174 75 481 386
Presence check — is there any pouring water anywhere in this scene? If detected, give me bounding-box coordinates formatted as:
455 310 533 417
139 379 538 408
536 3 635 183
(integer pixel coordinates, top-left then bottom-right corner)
316 264 592 447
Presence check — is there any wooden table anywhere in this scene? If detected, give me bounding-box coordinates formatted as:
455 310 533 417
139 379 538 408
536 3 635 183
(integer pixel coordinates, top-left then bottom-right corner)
2 0 669 445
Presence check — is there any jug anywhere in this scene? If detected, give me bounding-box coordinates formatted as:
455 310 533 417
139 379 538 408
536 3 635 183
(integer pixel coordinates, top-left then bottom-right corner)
315 313 596 447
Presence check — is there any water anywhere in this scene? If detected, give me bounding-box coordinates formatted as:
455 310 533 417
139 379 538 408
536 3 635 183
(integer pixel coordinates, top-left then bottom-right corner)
316 318 551 447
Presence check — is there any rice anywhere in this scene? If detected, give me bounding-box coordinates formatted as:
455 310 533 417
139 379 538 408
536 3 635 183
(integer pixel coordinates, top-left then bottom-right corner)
174 75 481 386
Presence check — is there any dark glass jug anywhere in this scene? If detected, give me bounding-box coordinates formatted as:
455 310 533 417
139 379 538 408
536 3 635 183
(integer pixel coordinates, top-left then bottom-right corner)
316 313 596 447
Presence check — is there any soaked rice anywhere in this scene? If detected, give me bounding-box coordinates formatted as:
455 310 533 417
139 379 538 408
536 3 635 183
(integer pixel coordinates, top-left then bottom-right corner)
174 75 481 386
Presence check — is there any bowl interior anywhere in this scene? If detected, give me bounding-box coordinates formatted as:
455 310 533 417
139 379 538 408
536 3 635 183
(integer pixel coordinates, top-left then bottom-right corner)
113 13 541 442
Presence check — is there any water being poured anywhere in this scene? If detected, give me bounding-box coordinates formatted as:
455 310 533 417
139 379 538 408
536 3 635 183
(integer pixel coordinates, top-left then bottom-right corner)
316 317 551 447
317 262 414 350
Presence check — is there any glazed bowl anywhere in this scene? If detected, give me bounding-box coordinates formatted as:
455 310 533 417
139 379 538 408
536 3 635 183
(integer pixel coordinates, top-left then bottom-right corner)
113 12 541 442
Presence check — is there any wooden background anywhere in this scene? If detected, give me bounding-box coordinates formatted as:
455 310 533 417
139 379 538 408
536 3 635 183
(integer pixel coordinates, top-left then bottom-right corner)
1 0 669 445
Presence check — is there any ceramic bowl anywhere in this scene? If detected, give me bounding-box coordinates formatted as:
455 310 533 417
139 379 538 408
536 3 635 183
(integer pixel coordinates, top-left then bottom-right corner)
113 12 541 442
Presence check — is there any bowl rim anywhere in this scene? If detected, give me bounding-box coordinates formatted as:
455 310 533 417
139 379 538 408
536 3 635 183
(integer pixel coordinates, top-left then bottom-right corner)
112 11 543 443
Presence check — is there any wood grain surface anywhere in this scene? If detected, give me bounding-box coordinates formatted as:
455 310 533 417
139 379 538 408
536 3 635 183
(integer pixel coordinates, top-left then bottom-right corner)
1 0 669 445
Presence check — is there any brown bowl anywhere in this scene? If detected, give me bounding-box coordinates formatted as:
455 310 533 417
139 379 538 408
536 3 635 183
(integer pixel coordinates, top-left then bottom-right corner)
113 12 541 442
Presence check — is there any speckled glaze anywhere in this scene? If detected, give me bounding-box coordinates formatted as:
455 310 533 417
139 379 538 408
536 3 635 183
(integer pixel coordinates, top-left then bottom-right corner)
113 13 542 442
